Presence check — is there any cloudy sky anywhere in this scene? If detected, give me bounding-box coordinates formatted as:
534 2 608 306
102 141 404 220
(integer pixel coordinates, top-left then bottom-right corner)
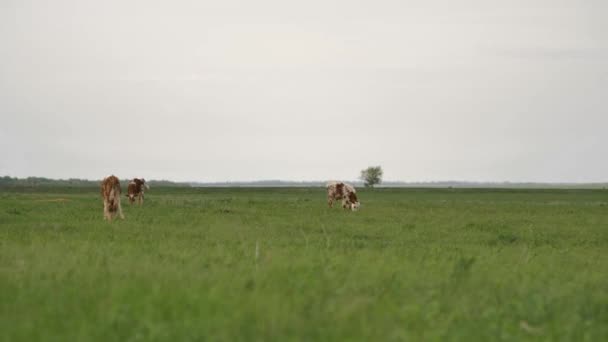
1 0 606 182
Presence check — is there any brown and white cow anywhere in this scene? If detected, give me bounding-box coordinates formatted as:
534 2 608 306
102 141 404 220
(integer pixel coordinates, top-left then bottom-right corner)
101 175 124 221
326 181 360 211
127 178 149 205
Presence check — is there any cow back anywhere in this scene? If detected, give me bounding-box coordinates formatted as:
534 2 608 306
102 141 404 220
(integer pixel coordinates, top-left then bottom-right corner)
101 175 121 198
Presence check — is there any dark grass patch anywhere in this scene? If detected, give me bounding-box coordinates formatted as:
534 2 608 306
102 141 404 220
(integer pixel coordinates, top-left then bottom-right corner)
489 232 519 246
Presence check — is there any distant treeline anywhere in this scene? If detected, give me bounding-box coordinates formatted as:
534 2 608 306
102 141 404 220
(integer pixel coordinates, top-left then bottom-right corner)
191 180 608 189
0 176 188 188
1 176 606 189
191 180 335 187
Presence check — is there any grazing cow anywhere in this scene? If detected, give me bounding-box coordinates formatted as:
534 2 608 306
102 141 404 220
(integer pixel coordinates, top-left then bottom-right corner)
326 181 360 211
127 178 149 205
100 175 124 221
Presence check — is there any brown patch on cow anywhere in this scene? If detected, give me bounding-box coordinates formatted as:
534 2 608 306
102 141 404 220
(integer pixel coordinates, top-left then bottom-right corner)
348 191 358 203
127 182 138 204
336 182 344 194
327 182 343 208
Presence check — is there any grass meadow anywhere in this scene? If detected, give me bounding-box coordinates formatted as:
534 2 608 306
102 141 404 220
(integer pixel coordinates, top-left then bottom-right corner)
1 187 607 341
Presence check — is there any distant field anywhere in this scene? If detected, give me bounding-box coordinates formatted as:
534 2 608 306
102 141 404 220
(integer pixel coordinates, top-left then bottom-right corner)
1 187 607 341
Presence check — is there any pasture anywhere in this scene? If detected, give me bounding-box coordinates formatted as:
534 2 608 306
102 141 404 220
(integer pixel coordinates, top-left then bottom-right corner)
1 187 607 341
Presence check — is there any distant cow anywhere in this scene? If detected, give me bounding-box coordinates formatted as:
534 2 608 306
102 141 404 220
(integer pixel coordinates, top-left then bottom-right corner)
326 181 360 211
100 175 124 221
127 178 149 205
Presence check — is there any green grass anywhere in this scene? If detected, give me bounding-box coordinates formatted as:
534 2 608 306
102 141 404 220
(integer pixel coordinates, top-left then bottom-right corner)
1 187 607 341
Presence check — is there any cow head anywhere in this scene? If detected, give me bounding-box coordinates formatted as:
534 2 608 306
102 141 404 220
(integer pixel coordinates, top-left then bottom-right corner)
348 192 360 211
141 178 150 190
134 178 149 190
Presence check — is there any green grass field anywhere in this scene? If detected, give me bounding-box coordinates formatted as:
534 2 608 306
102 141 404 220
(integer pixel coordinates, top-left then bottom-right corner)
1 187 607 341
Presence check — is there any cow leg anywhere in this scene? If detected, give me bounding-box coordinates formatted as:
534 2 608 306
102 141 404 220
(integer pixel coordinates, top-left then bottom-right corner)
342 199 347 209
117 198 125 219
327 197 334 208
103 200 109 220
110 200 116 221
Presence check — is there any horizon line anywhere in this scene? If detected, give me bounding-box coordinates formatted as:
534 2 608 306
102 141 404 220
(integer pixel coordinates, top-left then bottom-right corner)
2 175 607 186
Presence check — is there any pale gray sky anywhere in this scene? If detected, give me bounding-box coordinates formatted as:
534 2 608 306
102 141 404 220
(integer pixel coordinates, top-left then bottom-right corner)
1 0 607 182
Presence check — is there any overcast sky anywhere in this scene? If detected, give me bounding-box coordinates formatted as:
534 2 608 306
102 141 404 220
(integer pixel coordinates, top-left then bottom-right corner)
1 0 606 182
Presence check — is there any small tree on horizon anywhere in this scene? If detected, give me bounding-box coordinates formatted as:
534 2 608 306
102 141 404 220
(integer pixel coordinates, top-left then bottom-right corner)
360 166 383 188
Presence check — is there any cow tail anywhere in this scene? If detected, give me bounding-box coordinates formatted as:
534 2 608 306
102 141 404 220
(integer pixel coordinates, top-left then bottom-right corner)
108 187 116 212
